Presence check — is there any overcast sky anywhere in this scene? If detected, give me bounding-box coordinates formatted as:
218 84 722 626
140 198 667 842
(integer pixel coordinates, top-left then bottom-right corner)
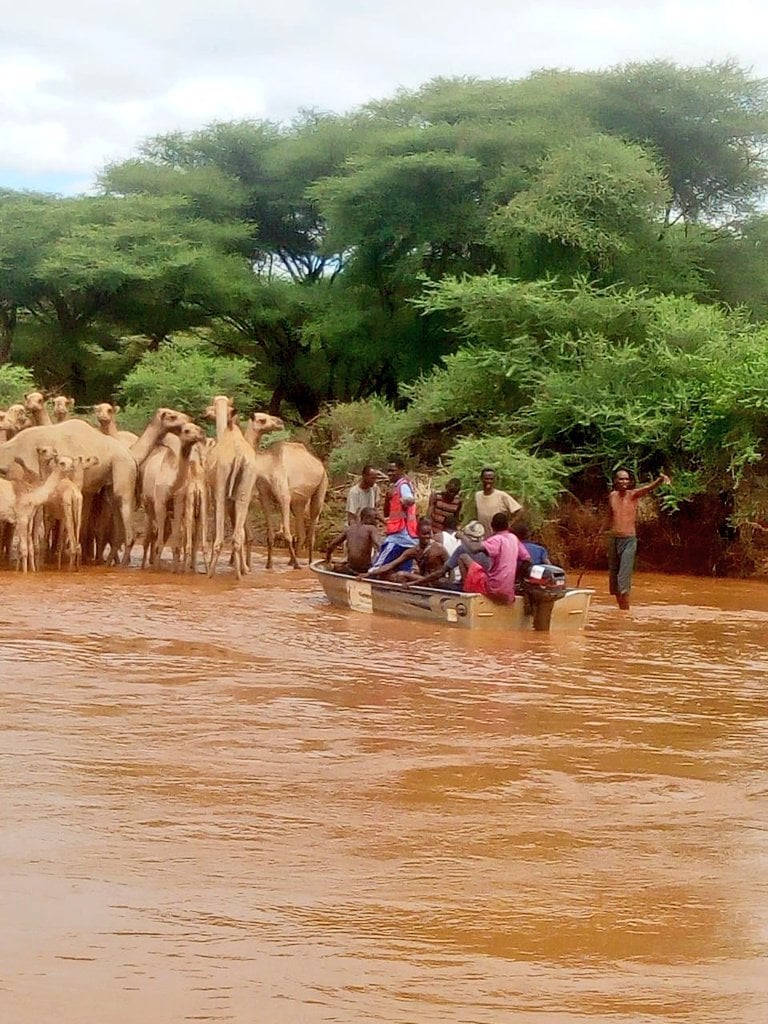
2 0 766 195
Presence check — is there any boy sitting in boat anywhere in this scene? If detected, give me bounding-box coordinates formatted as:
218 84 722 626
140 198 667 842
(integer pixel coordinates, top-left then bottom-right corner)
360 517 448 583
405 519 489 590
510 520 550 565
324 508 382 574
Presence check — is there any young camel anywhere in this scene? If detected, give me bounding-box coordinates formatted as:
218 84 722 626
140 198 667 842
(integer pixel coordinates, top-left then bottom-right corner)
245 413 329 569
205 395 258 579
52 396 75 423
38 449 100 570
14 457 73 572
140 421 206 569
92 402 139 447
175 438 209 573
4 404 30 434
24 391 52 426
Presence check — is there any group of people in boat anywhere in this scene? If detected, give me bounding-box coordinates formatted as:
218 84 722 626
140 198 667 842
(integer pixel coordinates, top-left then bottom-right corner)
324 458 550 604
326 458 674 609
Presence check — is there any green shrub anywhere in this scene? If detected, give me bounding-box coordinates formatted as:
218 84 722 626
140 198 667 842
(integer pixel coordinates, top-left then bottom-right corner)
116 338 268 426
440 433 569 522
0 364 36 407
313 398 414 477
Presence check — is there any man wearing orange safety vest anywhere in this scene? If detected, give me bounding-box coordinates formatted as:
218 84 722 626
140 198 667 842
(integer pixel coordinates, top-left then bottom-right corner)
368 456 418 572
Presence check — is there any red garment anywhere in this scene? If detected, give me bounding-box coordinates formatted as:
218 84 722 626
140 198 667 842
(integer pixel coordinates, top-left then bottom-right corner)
386 476 418 538
464 560 489 595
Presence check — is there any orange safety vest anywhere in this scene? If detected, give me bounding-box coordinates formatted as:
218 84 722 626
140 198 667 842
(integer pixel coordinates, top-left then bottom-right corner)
386 477 418 537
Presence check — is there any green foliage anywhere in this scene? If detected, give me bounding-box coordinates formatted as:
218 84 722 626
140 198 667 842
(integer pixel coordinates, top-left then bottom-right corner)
440 435 569 522
312 399 413 477
116 338 268 424
492 134 671 275
0 364 36 406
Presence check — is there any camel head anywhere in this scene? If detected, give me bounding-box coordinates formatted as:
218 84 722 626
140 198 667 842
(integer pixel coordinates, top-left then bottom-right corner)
51 395 74 422
6 404 31 432
178 422 206 449
78 455 100 470
249 412 284 435
36 445 59 475
93 402 118 426
205 396 235 422
24 391 47 415
151 408 191 435
55 455 77 477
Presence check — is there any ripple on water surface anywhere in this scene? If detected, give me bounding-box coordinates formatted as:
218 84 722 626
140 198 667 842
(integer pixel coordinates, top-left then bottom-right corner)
1 569 768 1023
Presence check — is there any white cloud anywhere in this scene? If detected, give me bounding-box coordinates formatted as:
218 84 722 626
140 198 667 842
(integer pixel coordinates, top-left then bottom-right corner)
1 0 767 192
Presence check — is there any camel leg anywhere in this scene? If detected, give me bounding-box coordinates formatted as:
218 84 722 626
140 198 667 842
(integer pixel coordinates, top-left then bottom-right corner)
279 490 299 569
170 491 185 573
198 486 209 573
113 463 137 567
307 476 328 566
153 499 168 570
259 492 275 570
208 479 228 578
73 492 83 571
141 500 155 570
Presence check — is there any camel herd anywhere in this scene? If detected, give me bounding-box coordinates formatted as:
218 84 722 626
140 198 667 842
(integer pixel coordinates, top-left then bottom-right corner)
0 391 328 577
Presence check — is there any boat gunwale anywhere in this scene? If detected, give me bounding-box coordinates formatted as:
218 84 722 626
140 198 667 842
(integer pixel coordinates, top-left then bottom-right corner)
309 560 595 601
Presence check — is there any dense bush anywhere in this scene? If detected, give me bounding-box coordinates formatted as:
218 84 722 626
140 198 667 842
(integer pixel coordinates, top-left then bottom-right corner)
116 338 269 430
439 435 570 523
0 365 36 407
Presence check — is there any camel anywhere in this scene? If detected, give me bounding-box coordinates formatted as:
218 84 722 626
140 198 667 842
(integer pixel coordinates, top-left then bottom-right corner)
0 421 137 563
14 457 73 572
89 407 191 565
37 450 100 570
0 411 16 442
52 396 75 423
4 405 30 434
93 402 139 447
0 477 19 564
244 413 328 569
205 395 258 579
175 438 208 573
140 421 206 569
24 391 52 426
0 410 187 566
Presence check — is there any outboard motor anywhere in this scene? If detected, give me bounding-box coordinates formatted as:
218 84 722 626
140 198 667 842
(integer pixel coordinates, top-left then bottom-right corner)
522 564 568 631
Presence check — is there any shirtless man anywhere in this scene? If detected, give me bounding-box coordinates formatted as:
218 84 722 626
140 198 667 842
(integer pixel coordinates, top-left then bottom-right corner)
325 508 381 573
607 468 670 610
362 517 448 583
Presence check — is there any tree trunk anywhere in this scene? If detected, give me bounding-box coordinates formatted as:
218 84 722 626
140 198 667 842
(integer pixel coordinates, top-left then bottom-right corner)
0 306 17 363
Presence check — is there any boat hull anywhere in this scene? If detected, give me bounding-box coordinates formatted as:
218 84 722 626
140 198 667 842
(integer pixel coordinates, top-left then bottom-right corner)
310 562 593 632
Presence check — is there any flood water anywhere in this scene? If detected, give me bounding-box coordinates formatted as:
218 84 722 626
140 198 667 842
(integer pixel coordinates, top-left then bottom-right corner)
1 567 768 1023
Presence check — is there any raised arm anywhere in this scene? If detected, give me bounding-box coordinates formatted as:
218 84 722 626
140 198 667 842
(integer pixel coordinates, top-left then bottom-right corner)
631 473 671 500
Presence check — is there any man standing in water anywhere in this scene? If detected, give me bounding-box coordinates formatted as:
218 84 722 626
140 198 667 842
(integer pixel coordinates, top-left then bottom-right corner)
607 468 671 610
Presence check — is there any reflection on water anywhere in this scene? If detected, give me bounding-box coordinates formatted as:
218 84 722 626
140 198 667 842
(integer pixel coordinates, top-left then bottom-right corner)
1 569 768 1023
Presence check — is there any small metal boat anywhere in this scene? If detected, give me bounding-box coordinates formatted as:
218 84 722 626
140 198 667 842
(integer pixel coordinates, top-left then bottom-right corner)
310 561 593 632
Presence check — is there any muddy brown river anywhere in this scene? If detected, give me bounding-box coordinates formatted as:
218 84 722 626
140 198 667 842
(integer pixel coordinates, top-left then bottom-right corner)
1 568 768 1023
